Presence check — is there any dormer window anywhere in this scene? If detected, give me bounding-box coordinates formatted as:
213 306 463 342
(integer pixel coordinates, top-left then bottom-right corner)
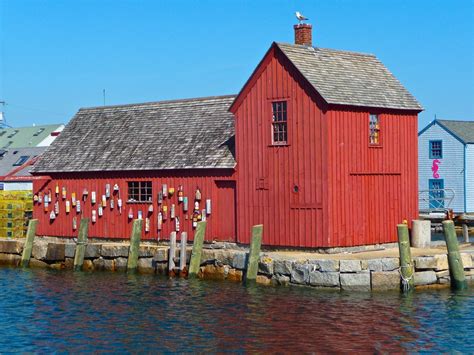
13 156 29 166
272 101 288 144
369 114 380 145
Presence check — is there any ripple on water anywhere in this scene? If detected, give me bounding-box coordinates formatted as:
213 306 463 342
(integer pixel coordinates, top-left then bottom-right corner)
0 268 473 352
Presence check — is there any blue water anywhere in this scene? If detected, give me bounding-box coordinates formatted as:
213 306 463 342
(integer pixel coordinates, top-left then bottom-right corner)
0 267 473 352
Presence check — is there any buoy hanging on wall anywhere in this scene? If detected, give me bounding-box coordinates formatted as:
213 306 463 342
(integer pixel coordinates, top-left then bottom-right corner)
105 184 111 198
110 199 114 209
183 197 188 212
118 199 123 214
55 184 59 196
91 191 96 204
38 193 43 204
170 204 175 219
101 195 107 208
65 200 71 213
98 206 103 216
162 205 168 220
82 188 88 200
92 210 97 223
76 200 81 213
72 216 77 230
54 201 59 215
178 185 184 202
192 213 198 228
128 208 133 219
50 211 56 220
113 184 119 192
71 192 76 206
62 187 67 200
194 201 199 211
158 191 163 204
195 188 201 201
175 216 180 231
148 204 153 213
162 184 168 197
145 217 150 232
34 194 39 203
206 199 211 215
201 209 206 222
168 187 175 198
137 210 143 219
157 212 163 230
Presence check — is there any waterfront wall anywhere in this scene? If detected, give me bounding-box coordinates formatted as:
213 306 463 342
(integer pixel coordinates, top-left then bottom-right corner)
0 237 473 291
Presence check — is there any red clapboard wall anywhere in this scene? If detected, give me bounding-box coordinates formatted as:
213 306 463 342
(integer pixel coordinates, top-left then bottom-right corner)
33 170 236 242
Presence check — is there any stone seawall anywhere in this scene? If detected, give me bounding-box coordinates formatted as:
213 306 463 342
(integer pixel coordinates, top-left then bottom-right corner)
1 237 473 291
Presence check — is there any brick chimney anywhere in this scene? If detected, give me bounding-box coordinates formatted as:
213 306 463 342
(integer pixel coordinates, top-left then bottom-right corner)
294 24 312 46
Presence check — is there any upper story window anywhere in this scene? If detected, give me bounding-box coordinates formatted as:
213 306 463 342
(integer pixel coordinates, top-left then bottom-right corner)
128 181 152 202
369 114 380 145
272 101 288 144
429 140 443 159
13 156 29 166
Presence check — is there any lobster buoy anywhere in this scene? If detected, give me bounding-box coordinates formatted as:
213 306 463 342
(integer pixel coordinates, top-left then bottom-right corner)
65 200 71 213
157 212 163 230
171 204 176 219
50 211 56 220
206 199 211 215
76 200 81 213
55 184 59 195
145 217 150 232
195 188 201 201
54 201 59 215
128 208 133 219
183 197 188 212
148 204 153 213
91 191 96 204
110 198 114 209
72 216 77 230
137 210 143 219
194 201 199 211
168 187 175 197
162 205 168 220
175 216 180 231
62 187 67 200
71 192 77 206
98 206 103 216
102 195 107 208
92 210 97 223
178 185 184 202
201 209 206 222
162 184 168 197
105 184 111 198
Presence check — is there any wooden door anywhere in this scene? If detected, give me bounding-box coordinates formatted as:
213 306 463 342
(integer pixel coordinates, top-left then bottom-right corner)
214 181 236 241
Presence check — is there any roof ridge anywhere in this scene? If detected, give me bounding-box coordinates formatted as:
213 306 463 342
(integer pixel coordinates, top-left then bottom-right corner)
437 119 474 123
276 42 376 57
79 94 237 111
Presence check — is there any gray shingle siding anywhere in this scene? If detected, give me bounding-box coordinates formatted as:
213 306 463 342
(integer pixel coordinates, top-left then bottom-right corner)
276 43 423 111
32 95 237 173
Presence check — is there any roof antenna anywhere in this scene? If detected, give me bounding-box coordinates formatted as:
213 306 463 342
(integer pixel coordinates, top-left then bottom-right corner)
103 89 106 106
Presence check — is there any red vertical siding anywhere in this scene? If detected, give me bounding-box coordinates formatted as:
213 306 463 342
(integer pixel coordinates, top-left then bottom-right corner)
234 49 327 247
33 170 235 242
326 109 418 246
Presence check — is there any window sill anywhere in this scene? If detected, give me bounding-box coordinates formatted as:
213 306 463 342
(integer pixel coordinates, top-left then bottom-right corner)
126 201 153 204
268 143 290 147
369 145 383 149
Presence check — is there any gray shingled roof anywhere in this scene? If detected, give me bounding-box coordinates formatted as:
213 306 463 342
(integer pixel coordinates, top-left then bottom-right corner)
0 146 46 177
32 95 236 173
276 43 423 111
438 119 474 144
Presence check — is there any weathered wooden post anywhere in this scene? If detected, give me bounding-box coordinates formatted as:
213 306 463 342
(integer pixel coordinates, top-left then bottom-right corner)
188 221 207 278
245 224 263 282
20 219 38 268
442 220 468 290
462 224 470 243
73 218 90 271
179 232 188 277
397 224 414 292
168 231 177 277
127 219 143 273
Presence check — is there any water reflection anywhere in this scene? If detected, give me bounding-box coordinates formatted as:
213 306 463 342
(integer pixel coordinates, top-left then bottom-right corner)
0 268 472 352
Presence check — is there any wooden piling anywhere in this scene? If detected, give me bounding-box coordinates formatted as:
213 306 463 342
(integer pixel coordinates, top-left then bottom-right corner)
168 231 177 277
397 224 414 292
188 221 207 278
73 218 90 271
462 224 470 243
127 219 143 272
179 232 188 277
442 220 468 290
20 219 38 268
245 224 263 282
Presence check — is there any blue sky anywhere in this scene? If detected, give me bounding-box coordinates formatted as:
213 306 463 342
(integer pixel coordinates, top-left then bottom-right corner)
0 0 473 129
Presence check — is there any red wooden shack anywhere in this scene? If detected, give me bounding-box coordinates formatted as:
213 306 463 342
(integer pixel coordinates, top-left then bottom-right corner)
31 96 238 241
230 24 422 247
31 23 422 247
